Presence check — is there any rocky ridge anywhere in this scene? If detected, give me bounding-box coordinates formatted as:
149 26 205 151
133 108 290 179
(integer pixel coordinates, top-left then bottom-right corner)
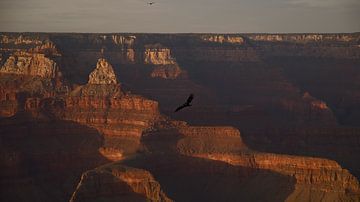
1 32 360 202
201 35 245 44
144 45 183 79
246 33 360 42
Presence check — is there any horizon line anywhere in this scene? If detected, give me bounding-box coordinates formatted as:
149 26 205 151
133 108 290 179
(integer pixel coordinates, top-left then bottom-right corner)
1 31 360 35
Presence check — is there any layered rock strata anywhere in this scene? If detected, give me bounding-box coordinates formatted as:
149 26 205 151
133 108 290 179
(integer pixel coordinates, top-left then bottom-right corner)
70 163 172 202
88 58 118 85
144 47 175 65
0 52 58 78
144 45 183 79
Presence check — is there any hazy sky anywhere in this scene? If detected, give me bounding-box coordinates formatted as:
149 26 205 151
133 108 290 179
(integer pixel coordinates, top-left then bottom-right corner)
0 0 359 33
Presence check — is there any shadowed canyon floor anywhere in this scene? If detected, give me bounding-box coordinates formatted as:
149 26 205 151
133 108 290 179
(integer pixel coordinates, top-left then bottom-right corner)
1 33 360 201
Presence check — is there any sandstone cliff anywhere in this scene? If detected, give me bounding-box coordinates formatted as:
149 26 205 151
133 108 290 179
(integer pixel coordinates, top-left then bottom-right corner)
144 45 184 79
197 153 360 201
112 35 136 48
88 58 118 85
144 122 360 201
0 52 58 78
144 47 176 65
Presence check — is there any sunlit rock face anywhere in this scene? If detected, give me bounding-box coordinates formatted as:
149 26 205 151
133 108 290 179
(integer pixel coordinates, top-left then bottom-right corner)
88 58 118 85
0 34 42 45
144 45 184 79
144 47 176 65
111 35 136 48
247 33 360 42
0 52 58 78
201 35 245 44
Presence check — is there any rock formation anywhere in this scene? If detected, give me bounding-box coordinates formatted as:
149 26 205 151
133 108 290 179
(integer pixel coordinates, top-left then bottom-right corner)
144 45 184 79
0 34 42 45
112 35 136 48
150 64 183 79
88 58 118 85
0 52 58 78
125 48 135 63
73 120 359 201
201 35 245 44
70 164 172 202
29 41 61 56
1 32 360 202
246 33 359 42
144 47 176 65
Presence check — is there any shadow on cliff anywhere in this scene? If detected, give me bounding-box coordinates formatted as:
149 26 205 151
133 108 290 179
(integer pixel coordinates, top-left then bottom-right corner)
0 111 110 202
122 128 296 202
70 170 149 202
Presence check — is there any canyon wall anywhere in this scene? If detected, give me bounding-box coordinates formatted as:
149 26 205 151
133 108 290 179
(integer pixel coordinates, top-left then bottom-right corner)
246 33 360 43
1 32 360 202
200 34 245 44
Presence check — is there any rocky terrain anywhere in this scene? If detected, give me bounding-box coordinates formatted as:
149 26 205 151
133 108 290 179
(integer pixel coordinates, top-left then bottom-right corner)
1 32 360 202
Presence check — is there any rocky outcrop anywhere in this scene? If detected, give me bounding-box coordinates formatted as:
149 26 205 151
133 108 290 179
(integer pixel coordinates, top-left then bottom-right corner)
144 45 184 79
0 34 42 45
176 126 248 154
112 35 136 48
0 83 18 117
70 163 172 202
0 52 58 78
201 35 245 44
29 42 61 56
150 64 183 79
246 34 360 42
126 48 135 63
88 58 118 85
144 47 176 65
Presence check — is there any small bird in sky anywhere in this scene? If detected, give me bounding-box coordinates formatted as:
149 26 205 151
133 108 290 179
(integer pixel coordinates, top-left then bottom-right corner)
148 2 155 5
175 94 194 112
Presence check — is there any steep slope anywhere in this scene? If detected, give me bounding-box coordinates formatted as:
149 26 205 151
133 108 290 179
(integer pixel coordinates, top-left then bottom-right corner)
70 164 172 202
72 117 360 201
0 56 160 201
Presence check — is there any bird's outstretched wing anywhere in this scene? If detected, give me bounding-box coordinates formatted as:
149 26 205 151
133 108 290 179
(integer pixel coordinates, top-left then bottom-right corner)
175 94 194 112
186 94 194 104
175 104 186 112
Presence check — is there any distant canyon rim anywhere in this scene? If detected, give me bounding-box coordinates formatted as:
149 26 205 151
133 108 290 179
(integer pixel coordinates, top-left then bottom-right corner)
0 32 360 202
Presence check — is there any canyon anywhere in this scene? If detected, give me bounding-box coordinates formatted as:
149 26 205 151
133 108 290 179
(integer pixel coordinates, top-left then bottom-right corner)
0 32 360 202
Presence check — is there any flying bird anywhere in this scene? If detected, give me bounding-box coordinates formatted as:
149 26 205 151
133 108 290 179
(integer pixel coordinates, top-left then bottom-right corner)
175 94 194 112
148 2 155 5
